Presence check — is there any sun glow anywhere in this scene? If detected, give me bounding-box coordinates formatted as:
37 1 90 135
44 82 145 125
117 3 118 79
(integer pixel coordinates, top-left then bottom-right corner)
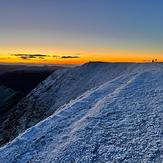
0 50 163 65
0 45 163 65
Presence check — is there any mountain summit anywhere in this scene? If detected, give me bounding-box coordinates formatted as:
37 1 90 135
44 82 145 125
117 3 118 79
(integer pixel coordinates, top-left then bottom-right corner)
0 62 163 162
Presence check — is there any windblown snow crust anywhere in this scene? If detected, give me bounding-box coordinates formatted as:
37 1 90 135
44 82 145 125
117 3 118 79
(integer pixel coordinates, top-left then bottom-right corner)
1 62 163 162
0 62 140 145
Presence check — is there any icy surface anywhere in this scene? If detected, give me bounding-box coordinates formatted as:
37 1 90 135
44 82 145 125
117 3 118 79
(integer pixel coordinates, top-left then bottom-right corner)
0 63 163 162
1 62 141 144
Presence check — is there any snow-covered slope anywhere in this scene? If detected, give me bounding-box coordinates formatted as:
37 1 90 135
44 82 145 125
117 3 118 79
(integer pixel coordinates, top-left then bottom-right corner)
0 62 163 162
0 62 140 146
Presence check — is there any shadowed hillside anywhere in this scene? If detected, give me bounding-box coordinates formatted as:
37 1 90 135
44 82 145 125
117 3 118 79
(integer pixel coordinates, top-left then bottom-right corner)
0 65 64 95
0 65 64 146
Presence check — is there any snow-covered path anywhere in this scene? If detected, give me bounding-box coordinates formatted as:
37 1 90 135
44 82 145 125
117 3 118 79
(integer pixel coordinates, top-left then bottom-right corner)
0 65 163 162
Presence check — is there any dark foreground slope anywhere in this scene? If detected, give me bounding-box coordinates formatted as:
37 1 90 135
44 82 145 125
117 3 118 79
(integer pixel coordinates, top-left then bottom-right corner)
0 65 64 145
0 86 22 123
0 62 163 162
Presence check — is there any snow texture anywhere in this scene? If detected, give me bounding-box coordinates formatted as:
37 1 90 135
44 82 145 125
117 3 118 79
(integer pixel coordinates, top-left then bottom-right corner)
1 62 140 144
0 62 163 163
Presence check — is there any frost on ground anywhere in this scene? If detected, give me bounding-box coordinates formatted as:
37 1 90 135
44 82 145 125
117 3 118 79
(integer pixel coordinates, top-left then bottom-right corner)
0 63 163 163
0 62 139 146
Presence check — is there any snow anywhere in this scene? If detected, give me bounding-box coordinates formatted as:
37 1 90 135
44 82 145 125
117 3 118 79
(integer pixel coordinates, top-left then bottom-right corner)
2 62 142 143
0 63 163 162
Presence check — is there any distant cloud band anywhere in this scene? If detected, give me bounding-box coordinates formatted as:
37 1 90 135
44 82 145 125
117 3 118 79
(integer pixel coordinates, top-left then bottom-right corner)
13 54 49 60
61 56 80 59
12 53 81 60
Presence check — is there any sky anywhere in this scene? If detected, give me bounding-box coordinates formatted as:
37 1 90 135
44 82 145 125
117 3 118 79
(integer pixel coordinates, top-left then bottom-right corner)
0 0 163 65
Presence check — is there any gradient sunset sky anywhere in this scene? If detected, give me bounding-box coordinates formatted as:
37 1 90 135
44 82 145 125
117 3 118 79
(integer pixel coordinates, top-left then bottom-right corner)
0 0 163 65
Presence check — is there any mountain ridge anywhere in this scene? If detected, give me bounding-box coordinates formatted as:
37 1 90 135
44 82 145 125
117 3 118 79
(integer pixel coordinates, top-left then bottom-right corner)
0 62 163 162
0 62 141 146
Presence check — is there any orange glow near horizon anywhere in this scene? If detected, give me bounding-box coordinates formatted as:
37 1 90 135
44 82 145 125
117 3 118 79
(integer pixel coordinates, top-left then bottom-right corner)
0 1 163 66
0 48 163 65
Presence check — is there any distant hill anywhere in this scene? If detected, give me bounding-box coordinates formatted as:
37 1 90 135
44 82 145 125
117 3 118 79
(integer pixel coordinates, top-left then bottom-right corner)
0 65 65 95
